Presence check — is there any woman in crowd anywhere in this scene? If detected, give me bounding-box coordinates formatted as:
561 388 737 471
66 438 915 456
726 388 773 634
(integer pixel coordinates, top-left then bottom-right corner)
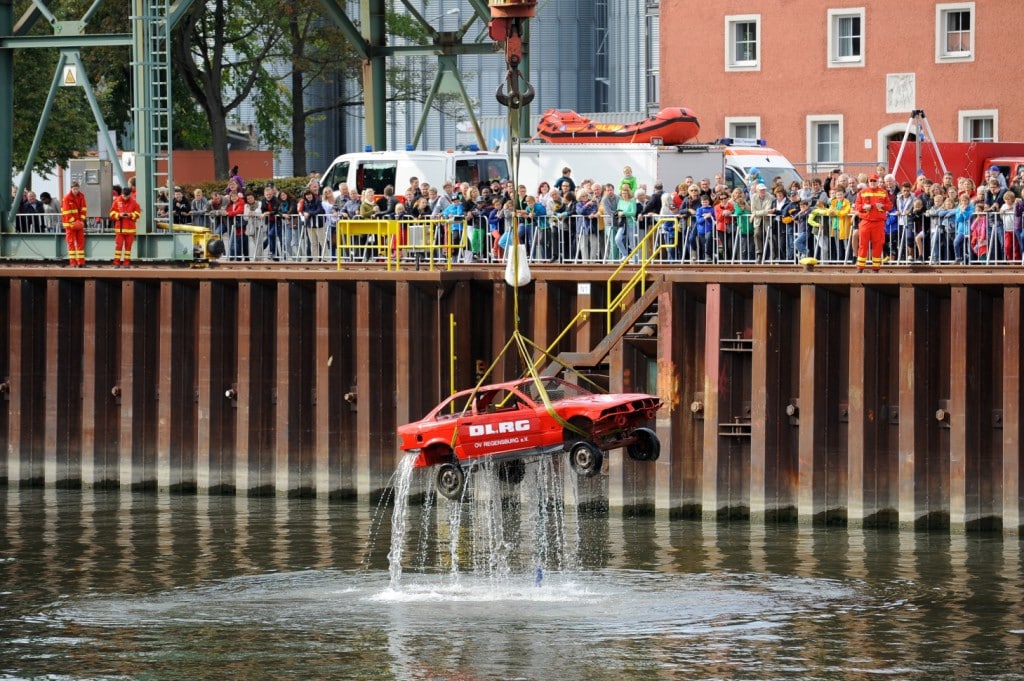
613 185 638 264
276 190 298 258
298 188 324 260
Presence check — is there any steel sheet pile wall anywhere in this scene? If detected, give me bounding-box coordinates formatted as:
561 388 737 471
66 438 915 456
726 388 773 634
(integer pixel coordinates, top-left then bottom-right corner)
0 269 1021 533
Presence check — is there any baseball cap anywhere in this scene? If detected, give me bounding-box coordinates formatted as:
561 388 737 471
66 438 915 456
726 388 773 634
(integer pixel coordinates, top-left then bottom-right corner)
754 183 766 191
990 165 1000 172
869 174 880 181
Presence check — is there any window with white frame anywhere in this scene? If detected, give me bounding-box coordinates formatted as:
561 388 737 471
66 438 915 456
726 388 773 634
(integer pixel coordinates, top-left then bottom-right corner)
935 3 975 62
725 117 760 141
807 116 843 165
645 8 660 108
828 8 865 67
959 110 997 142
725 15 760 71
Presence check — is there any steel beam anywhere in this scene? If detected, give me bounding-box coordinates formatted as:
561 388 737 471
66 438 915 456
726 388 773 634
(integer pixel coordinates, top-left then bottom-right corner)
117 280 136 487
0 33 132 48
0 0 12 233
234 282 254 493
196 281 214 492
1004 287 1023 532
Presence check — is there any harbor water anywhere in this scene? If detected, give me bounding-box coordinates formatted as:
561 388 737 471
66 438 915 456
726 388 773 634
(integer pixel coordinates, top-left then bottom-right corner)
2 459 1024 680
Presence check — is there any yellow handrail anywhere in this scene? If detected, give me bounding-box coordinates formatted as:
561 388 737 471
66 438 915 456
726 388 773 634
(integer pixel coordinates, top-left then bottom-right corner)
526 217 679 376
333 217 468 271
605 217 678 332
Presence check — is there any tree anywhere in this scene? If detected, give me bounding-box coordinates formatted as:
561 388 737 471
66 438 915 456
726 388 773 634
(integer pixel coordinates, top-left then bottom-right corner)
173 0 289 180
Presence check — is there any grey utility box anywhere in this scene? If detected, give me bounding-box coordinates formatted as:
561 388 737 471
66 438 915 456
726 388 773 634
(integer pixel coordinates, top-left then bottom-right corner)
68 159 113 220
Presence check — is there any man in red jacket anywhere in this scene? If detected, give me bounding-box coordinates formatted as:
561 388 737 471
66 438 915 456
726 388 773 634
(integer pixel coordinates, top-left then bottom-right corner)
109 185 141 268
853 174 892 272
61 180 88 267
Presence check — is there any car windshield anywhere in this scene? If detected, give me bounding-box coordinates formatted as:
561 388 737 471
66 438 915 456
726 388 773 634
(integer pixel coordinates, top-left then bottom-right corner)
516 378 592 404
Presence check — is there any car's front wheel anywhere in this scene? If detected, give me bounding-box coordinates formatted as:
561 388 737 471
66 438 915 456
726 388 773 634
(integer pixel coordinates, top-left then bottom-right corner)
627 427 661 461
435 463 466 500
568 440 604 477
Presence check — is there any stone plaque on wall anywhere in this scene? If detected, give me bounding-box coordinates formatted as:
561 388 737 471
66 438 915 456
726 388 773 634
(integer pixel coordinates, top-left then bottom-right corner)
886 73 916 113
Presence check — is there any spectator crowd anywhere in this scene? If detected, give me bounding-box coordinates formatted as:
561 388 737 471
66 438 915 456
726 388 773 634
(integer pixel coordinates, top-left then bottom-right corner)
13 160 1024 268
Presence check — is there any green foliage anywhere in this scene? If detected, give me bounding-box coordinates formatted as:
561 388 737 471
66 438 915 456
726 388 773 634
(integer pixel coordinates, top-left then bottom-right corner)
173 0 288 176
171 71 214 150
12 48 98 175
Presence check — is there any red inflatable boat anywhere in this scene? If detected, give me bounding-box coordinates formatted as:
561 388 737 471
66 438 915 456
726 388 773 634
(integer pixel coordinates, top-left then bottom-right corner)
536 107 700 145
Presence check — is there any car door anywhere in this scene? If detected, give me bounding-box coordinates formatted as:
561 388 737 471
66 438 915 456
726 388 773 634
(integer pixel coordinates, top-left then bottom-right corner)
454 388 541 462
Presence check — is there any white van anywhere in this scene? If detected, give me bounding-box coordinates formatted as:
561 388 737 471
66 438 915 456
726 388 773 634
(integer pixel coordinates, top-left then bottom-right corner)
720 139 803 192
319 149 510 195
504 138 800 196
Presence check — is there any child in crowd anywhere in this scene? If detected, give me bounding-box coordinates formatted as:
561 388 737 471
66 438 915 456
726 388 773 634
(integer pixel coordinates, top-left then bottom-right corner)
487 197 505 260
828 188 852 263
909 198 927 261
733 196 753 262
191 188 209 227
694 194 716 262
620 166 637 195
524 194 546 260
953 193 975 264
926 196 956 264
808 199 832 260
442 196 466 256
793 199 813 259
713 191 734 261
1003 191 1023 262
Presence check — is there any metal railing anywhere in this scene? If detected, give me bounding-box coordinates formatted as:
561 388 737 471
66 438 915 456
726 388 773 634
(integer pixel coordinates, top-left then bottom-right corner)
13 206 1024 267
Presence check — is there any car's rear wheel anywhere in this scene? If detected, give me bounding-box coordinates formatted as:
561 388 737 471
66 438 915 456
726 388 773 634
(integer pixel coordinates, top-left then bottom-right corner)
498 459 526 485
568 440 604 477
627 427 661 461
436 463 466 500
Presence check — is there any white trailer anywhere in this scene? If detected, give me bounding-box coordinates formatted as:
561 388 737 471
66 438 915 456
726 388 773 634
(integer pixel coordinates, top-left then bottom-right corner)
505 140 801 195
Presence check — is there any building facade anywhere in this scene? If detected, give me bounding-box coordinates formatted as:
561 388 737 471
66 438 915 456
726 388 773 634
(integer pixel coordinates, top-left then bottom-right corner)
660 1 1018 172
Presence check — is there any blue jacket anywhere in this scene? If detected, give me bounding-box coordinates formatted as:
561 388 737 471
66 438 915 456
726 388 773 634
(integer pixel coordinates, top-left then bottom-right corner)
954 202 975 236
695 205 716 235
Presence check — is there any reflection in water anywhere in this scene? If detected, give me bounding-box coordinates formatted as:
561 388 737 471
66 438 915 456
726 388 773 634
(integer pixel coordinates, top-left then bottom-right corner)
1 487 1023 680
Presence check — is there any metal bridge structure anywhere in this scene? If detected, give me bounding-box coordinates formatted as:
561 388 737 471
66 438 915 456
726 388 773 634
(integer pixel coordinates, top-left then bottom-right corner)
0 0 527 260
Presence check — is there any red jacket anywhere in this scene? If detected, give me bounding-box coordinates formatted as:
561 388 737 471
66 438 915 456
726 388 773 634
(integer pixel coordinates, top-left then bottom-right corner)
854 188 892 226
62 190 88 230
110 195 141 233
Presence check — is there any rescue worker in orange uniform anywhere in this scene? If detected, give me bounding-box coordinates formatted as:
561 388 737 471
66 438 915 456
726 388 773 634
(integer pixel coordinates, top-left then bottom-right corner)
109 185 142 268
61 180 88 267
853 174 892 272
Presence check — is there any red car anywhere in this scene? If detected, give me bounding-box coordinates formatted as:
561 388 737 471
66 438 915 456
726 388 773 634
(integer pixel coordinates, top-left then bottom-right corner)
397 377 662 500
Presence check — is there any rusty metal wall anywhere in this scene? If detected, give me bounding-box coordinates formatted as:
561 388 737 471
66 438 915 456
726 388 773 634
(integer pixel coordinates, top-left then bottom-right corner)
0 267 1021 533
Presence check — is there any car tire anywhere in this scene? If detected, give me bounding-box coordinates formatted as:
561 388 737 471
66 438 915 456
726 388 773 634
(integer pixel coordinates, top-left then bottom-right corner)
498 459 526 485
436 462 466 500
627 427 661 461
568 440 604 477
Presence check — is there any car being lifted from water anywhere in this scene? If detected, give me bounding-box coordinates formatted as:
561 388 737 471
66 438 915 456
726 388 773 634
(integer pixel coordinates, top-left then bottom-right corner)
397 377 662 500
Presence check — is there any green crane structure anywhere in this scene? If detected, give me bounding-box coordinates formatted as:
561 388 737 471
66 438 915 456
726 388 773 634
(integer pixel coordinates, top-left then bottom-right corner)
0 0 530 259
